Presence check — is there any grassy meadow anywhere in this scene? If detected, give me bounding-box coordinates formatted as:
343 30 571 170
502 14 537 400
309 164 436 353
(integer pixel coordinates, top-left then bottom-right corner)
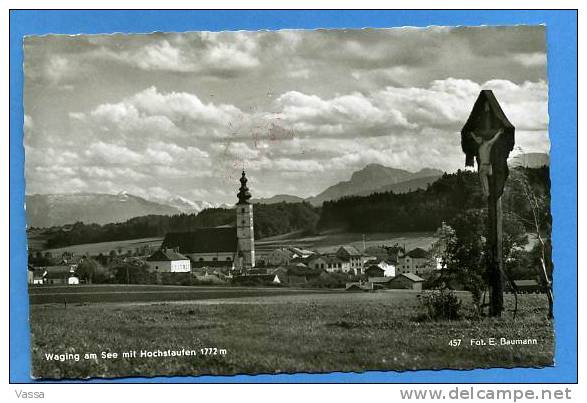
256 230 436 256
41 237 164 256
29 290 554 379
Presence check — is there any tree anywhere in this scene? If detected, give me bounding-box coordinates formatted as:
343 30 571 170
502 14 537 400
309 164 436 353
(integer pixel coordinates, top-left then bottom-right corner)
430 222 456 271
432 209 527 316
112 261 150 284
77 258 97 284
431 210 486 314
508 162 553 319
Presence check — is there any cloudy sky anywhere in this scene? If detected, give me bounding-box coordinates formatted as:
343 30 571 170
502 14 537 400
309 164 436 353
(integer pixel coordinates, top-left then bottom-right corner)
24 25 549 205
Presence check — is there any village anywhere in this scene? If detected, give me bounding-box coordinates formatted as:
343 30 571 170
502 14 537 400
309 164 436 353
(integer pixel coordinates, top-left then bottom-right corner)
27 170 448 292
27 170 542 295
27 242 441 292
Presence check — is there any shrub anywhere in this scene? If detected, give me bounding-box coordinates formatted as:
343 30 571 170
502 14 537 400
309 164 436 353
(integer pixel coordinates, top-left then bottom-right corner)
417 288 462 320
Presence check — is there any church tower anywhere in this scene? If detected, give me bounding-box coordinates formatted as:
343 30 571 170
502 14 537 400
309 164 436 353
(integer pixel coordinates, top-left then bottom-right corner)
236 171 255 270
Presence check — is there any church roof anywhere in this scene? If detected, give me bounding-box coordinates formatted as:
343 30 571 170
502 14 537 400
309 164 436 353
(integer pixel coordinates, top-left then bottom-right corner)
162 227 237 254
237 171 252 205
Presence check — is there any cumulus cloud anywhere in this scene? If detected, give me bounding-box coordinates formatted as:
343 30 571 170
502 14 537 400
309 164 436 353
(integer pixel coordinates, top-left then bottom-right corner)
88 32 261 76
24 26 550 203
74 86 245 142
513 52 547 67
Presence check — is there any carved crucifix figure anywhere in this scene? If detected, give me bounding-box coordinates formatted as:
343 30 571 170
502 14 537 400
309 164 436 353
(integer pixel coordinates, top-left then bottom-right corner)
469 128 503 197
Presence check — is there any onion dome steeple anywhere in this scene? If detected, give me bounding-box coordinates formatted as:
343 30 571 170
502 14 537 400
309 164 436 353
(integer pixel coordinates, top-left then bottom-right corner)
236 170 252 205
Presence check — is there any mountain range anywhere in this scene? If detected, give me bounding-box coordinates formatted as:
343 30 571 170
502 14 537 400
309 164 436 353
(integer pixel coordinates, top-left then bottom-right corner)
26 192 180 228
305 164 443 205
25 153 548 228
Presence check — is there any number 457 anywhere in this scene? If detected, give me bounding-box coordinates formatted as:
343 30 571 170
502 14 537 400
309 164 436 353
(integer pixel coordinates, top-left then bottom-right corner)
449 339 462 347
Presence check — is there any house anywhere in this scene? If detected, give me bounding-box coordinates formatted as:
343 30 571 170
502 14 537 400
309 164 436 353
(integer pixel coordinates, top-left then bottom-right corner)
43 265 77 285
27 265 34 285
28 265 45 285
263 246 316 267
308 255 351 273
288 247 315 259
397 248 434 276
68 276 80 285
377 260 396 277
364 265 385 278
146 248 191 273
389 273 425 291
31 271 45 285
365 260 396 278
336 245 363 274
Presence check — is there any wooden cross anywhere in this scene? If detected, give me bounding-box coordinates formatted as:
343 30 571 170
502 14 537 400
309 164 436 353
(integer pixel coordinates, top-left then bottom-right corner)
461 90 515 317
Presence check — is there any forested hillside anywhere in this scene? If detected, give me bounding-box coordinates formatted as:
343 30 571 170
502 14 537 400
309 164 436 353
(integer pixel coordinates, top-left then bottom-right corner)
318 167 550 233
43 202 320 248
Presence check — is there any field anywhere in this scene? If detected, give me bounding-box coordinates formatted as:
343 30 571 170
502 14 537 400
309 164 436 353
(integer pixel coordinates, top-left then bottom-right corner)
37 230 436 259
29 285 338 305
29 286 554 379
245 230 435 256
41 237 164 256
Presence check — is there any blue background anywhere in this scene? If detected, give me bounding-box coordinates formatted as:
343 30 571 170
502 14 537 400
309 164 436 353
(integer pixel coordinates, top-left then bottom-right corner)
9 10 577 383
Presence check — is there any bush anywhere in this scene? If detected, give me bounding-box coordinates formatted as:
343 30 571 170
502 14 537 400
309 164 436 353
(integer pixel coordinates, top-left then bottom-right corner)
417 288 462 320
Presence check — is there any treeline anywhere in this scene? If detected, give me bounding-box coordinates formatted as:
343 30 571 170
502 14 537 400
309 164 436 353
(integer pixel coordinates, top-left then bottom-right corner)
318 167 551 233
41 167 549 248
45 202 320 248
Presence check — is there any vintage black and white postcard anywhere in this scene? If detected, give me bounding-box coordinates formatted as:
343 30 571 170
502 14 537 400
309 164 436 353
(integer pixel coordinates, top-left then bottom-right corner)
24 25 553 379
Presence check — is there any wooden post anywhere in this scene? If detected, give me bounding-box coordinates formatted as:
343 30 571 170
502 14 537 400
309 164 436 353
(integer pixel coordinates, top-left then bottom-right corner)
487 186 504 316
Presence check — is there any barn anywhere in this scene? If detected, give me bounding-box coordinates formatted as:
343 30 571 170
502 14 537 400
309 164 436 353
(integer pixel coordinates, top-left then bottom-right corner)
388 273 425 291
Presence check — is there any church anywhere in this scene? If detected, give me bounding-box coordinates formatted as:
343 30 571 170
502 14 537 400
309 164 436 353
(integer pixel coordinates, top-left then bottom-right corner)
161 171 255 270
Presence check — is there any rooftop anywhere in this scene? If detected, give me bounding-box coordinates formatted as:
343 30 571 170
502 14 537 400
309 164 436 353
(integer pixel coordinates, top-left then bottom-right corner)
399 272 425 282
405 247 429 259
337 245 362 257
147 249 190 262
